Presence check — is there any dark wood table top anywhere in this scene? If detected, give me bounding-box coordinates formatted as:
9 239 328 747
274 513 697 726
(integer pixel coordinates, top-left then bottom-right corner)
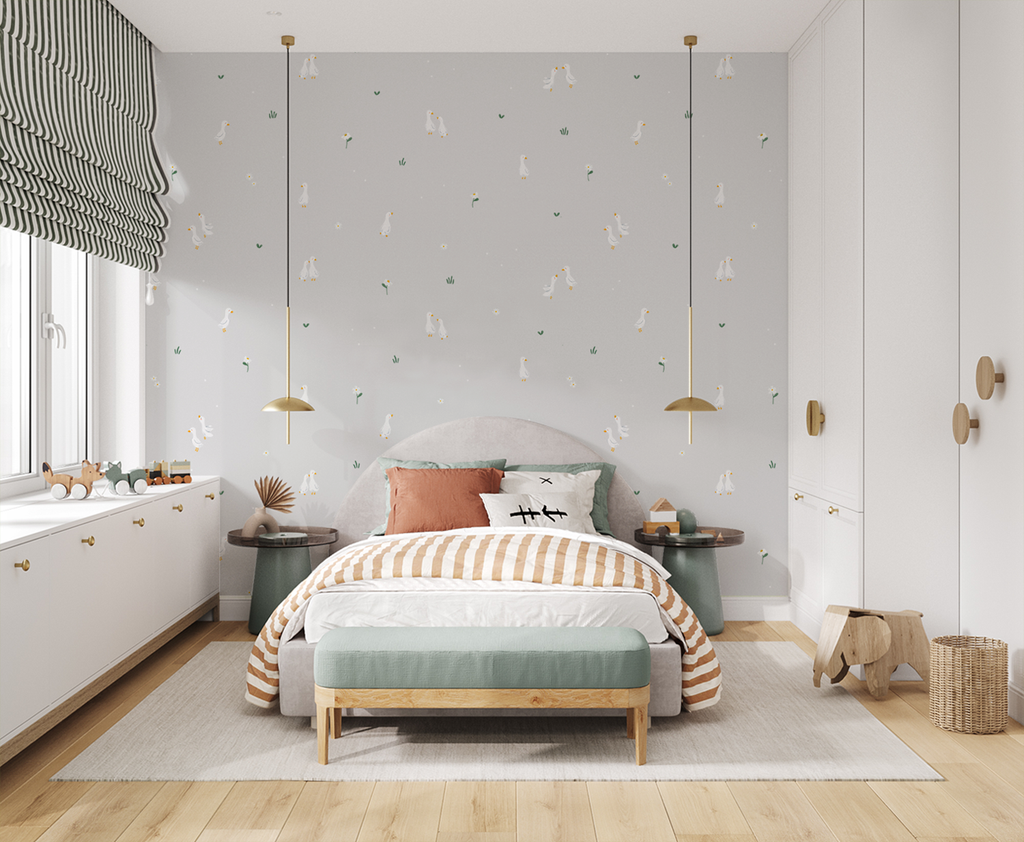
635 526 744 548
227 525 338 548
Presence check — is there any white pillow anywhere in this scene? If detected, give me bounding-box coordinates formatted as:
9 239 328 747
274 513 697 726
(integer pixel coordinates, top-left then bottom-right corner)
499 470 601 525
479 492 598 534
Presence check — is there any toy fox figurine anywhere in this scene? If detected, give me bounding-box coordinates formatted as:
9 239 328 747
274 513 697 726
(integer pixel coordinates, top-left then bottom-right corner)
43 460 104 499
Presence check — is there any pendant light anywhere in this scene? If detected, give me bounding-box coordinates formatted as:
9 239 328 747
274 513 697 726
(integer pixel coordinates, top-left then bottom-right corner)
262 34 313 442
665 34 716 443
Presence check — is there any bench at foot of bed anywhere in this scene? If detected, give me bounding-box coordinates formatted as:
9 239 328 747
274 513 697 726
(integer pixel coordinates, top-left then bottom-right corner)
313 626 652 766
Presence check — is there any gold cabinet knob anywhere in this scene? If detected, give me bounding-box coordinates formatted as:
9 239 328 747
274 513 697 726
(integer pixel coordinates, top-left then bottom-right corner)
794 493 804 501
828 506 839 515
172 504 183 512
205 493 215 500
133 517 145 527
14 560 30 571
81 536 95 546
806 400 825 436
976 356 1005 400
952 402 979 445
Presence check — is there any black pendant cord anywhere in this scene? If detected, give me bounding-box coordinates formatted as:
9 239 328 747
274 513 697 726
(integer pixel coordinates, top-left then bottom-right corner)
285 44 290 309
688 44 693 310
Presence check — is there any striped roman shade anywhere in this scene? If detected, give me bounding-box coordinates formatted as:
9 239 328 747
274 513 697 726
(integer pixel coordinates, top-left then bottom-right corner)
0 0 168 272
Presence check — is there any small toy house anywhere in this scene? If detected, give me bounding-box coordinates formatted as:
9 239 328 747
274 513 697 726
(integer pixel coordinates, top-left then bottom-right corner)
644 498 680 534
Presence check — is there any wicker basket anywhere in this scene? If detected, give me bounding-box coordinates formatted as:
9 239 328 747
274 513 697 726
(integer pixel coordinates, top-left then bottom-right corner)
929 636 1007 734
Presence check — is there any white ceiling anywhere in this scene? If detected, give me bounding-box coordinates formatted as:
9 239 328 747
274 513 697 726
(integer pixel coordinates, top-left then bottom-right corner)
109 0 828 54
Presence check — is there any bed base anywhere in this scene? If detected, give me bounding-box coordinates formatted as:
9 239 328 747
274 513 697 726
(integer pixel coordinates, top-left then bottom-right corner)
279 634 683 718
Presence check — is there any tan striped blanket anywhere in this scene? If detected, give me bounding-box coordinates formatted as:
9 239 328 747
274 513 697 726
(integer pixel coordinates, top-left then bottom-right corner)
246 531 722 711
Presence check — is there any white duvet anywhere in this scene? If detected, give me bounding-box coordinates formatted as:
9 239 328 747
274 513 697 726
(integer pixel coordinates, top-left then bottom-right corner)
280 526 675 646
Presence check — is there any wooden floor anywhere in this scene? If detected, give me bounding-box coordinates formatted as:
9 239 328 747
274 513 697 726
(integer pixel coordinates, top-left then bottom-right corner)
1 621 1021 842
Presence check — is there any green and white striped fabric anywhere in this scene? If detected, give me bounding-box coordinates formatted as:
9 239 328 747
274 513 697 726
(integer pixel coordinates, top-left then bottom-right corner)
0 0 168 271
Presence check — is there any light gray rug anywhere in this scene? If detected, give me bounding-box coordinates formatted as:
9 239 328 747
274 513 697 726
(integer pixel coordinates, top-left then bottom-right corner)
52 641 940 781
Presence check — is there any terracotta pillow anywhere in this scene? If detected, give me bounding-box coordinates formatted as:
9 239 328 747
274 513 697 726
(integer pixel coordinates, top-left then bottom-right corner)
385 467 504 534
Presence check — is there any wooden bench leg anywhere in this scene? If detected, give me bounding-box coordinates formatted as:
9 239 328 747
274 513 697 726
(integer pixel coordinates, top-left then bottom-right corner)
634 704 647 765
626 707 635 739
317 704 330 765
331 707 342 739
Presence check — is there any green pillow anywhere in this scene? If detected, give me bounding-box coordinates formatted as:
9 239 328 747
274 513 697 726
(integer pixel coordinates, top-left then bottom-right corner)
504 462 617 537
370 457 508 535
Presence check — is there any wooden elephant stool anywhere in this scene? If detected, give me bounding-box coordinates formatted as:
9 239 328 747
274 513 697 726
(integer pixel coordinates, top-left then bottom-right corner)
812 605 930 699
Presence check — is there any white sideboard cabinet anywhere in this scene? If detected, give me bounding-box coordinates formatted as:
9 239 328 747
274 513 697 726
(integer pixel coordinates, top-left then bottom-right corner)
0 477 220 763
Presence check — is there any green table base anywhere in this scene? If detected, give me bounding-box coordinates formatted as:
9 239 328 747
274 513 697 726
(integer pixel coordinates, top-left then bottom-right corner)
662 545 724 636
248 544 312 634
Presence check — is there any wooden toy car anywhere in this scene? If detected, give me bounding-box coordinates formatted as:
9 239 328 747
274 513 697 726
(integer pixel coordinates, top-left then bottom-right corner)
146 459 192 485
104 462 149 495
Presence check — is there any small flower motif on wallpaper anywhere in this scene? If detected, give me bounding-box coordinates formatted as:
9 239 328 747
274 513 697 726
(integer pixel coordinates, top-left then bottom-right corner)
353 387 362 405
662 173 672 186
343 133 352 149
770 386 779 404
242 356 250 373
586 164 594 181
658 357 666 373
471 192 479 209
567 375 576 388
759 132 768 149
246 173 256 187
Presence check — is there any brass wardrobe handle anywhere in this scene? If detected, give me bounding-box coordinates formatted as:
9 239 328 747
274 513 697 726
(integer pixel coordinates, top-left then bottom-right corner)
133 518 145 527
81 536 95 546
14 560 30 571
172 504 183 512
806 400 825 436
828 506 839 515
206 493 215 500
794 493 804 501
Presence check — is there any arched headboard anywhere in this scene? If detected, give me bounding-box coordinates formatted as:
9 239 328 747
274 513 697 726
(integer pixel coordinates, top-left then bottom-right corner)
330 416 644 552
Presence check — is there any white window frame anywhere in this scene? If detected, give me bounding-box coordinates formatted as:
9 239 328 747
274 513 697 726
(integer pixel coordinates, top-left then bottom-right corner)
1 232 95 499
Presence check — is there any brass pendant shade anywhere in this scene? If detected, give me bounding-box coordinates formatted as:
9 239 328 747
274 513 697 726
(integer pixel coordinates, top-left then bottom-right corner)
262 35 313 442
665 35 715 444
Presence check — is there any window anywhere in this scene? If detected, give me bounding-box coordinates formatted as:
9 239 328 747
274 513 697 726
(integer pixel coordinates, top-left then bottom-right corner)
1 227 93 495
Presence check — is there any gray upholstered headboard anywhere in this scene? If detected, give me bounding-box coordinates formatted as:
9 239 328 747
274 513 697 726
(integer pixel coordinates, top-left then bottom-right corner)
330 416 644 552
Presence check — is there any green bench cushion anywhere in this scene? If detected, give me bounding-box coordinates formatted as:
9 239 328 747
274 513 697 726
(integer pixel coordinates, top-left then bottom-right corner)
313 626 651 690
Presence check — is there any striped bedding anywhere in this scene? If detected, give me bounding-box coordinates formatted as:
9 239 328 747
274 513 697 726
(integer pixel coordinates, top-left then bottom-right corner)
246 530 723 712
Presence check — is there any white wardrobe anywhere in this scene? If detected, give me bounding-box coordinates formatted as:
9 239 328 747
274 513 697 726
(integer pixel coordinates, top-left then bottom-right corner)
788 0 1022 718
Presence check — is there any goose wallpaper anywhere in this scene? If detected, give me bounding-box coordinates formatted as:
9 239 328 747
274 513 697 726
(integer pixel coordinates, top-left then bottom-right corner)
147 51 789 604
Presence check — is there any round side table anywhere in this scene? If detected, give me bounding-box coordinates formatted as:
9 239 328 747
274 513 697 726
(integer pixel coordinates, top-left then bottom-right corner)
635 527 744 636
228 526 338 634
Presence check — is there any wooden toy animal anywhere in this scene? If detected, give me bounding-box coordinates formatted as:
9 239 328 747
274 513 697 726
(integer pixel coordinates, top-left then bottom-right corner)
105 461 149 495
812 605 930 699
42 460 105 500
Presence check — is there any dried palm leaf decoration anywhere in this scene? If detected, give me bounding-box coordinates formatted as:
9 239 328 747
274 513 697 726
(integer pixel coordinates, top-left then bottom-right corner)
255 476 295 513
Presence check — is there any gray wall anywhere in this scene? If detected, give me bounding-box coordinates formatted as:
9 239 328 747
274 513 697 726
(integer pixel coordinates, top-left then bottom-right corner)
149 51 789 600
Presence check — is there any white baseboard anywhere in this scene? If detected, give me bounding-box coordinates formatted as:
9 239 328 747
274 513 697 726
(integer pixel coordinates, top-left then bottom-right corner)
219 595 251 622
721 597 793 622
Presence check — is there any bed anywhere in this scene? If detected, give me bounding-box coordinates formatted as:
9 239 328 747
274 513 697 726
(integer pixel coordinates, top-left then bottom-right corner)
246 416 722 719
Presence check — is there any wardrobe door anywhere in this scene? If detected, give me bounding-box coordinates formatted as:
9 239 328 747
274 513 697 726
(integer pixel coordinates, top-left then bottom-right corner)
959 0 1024 720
